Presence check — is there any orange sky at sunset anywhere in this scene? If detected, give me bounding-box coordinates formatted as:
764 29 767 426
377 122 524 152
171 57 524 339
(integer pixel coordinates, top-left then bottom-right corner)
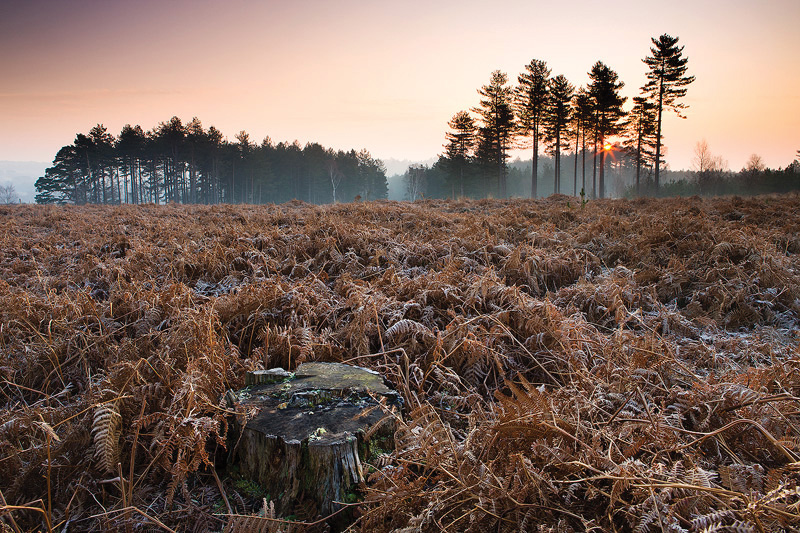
1 0 798 172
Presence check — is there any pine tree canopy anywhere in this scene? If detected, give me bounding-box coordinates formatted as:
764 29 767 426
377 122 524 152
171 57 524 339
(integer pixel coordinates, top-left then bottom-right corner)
643 34 695 117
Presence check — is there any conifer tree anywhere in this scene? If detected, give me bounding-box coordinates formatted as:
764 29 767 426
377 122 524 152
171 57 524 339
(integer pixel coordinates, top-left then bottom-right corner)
545 75 574 195
571 88 593 196
91 125 117 204
444 111 476 197
473 70 515 198
35 118 390 205
587 61 626 198
206 126 225 203
185 117 205 204
515 60 550 198
36 145 81 204
624 96 658 196
643 34 694 189
117 124 146 204
155 117 186 203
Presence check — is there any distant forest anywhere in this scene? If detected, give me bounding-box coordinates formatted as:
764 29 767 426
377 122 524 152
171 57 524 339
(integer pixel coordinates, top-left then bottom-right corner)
398 149 800 201
35 32 800 205
35 117 388 205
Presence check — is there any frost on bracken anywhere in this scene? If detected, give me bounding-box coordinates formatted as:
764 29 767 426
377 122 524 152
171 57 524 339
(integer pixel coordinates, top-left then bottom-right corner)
0 196 799 531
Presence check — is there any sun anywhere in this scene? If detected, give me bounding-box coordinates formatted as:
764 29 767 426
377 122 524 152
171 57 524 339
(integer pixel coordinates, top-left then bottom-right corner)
603 142 613 151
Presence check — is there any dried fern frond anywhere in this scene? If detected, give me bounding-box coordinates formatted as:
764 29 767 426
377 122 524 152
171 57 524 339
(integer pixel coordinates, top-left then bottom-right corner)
92 400 122 474
385 319 432 342
224 512 304 533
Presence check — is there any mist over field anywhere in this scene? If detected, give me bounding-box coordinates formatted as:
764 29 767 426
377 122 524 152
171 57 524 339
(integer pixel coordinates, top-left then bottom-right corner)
0 161 46 203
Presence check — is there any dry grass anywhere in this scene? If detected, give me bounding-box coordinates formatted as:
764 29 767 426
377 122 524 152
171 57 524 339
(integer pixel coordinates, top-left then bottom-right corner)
1 195 799 532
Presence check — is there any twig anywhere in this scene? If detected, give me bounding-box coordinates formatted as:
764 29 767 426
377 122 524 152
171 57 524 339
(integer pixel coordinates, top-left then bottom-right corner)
90 506 176 533
211 468 232 515
672 418 799 462
0 501 53 532
52 395 133 429
486 315 560 385
602 388 637 427
129 400 146 509
0 488 22 533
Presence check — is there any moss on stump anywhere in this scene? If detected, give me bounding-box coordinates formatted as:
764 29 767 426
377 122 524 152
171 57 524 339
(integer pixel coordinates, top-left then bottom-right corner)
226 362 400 520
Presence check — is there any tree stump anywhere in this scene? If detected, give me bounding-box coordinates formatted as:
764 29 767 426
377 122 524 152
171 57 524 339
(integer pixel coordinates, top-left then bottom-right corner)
226 362 400 518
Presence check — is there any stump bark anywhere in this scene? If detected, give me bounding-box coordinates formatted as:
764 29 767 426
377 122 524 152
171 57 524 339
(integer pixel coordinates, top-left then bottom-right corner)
226 362 400 518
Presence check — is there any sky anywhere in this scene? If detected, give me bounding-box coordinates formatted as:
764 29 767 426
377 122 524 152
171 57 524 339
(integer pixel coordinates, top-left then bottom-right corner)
1 0 798 173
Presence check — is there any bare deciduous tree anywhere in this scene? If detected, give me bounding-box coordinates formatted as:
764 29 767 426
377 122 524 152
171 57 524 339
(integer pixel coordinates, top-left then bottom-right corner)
692 140 727 194
743 154 765 173
405 164 426 201
327 159 343 203
692 140 726 174
0 183 17 204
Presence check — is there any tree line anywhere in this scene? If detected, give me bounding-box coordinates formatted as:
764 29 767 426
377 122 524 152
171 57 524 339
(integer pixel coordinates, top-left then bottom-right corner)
35 116 388 205
406 34 694 200
402 142 800 201
650 145 800 198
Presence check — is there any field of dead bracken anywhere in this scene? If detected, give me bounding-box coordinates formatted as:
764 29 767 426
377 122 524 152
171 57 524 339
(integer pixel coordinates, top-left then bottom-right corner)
2 195 800 532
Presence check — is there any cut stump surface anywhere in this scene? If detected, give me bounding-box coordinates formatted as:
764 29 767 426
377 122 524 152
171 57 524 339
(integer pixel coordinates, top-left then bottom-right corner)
227 362 400 518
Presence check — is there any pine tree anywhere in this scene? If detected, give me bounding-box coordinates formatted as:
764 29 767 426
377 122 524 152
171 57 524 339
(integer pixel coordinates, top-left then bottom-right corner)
624 96 658 196
544 75 574 195
643 34 695 189
87 125 115 204
234 130 254 203
155 117 186 203
117 124 146 204
206 126 225 203
185 117 205 204
516 60 550 198
571 88 593 196
356 149 387 201
473 70 515 198
36 145 80 204
587 61 626 198
444 111 476 198
36 117 388 206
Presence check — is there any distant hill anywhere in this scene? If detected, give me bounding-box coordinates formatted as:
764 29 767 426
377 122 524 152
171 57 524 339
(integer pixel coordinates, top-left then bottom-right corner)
0 161 48 203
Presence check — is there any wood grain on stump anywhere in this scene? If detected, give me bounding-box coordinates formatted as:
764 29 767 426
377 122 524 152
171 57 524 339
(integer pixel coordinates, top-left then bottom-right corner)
226 362 400 518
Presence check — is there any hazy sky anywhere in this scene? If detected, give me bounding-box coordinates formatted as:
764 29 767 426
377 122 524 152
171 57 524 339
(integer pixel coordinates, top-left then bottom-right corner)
1 0 798 171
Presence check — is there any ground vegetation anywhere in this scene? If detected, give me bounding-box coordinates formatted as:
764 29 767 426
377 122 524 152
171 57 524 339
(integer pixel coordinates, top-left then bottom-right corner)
1 196 800 531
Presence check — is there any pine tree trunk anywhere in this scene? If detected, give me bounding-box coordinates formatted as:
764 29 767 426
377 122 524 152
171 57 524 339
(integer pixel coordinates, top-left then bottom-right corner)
532 127 538 199
636 123 643 196
573 123 579 196
599 135 605 199
555 128 561 194
654 78 664 189
581 128 586 194
592 136 597 199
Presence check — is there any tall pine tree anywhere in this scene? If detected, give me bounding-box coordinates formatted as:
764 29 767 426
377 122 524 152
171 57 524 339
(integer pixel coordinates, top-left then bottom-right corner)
624 96 658 196
587 62 626 199
571 88 593 196
545 75 574 195
444 111 476 198
473 71 515 198
642 34 694 189
515 60 550 198
117 124 146 204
